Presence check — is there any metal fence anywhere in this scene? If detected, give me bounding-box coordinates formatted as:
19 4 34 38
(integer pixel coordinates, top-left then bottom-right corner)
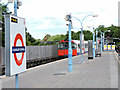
0 45 58 66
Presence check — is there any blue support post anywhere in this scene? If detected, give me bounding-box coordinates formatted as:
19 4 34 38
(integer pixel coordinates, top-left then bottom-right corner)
14 1 17 16
14 0 19 88
101 33 102 53
103 33 105 51
93 29 95 58
68 15 73 72
15 74 18 88
80 27 83 63
96 30 97 50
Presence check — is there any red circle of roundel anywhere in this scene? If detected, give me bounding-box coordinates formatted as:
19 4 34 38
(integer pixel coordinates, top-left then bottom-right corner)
14 33 24 66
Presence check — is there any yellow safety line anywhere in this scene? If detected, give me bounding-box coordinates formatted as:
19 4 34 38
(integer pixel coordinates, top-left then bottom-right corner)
0 75 7 79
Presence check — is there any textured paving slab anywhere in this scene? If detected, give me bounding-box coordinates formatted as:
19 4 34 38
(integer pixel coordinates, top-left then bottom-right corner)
1 52 118 88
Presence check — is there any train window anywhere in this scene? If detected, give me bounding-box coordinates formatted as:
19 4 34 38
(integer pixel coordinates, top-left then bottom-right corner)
78 44 80 48
85 44 88 48
58 42 64 49
64 42 76 49
72 42 77 49
65 42 68 49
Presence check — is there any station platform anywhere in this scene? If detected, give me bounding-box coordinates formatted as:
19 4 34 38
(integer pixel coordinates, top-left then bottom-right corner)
1 52 119 88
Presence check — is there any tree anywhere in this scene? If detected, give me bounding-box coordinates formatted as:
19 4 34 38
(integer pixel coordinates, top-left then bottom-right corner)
95 24 120 46
0 3 11 47
47 34 66 41
66 30 93 41
26 30 36 46
83 30 93 40
43 34 51 41
0 4 39 46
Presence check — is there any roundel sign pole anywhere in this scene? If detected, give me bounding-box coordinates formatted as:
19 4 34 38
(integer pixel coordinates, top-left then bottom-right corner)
5 15 26 88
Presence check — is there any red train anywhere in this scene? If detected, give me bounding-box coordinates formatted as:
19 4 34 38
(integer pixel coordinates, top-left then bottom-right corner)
57 40 77 57
58 40 88 57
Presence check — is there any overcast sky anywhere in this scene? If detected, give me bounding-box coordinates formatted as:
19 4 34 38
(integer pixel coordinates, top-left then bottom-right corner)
1 0 119 39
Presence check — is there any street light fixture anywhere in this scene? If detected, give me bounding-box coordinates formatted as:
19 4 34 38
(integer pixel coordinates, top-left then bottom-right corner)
65 13 73 72
103 29 111 45
6 0 22 16
93 14 98 17
72 14 98 63
96 29 111 53
8 0 22 6
17 0 22 6
7 0 22 88
8 0 16 3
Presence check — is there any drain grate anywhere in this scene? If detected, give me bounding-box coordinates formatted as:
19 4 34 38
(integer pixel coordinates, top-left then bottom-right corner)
53 73 66 76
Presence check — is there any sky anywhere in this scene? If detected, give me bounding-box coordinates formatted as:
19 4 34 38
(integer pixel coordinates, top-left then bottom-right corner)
1 0 119 39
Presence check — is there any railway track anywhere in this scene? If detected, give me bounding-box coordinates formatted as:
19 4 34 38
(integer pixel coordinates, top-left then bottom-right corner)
1 56 66 75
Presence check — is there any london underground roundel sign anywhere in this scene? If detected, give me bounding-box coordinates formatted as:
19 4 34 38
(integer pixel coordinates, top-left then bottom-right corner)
5 15 26 76
12 33 25 66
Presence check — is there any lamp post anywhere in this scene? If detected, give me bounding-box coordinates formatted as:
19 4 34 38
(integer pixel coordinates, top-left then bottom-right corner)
103 30 110 49
14 0 17 16
96 30 103 53
97 30 110 53
7 0 22 88
72 14 98 63
96 29 98 51
65 13 73 72
14 0 18 88
99 31 103 53
93 28 95 58
0 21 2 76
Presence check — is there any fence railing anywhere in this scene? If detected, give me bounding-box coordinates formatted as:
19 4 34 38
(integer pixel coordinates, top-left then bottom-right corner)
0 45 58 66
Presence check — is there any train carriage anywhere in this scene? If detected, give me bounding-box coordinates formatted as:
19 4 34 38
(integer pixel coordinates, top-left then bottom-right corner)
58 40 88 57
58 40 77 56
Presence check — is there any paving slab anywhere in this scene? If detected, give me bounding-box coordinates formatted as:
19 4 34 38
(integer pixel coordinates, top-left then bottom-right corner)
1 52 118 88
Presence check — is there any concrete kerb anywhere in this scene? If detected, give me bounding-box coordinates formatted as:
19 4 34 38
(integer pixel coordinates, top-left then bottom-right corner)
114 51 120 63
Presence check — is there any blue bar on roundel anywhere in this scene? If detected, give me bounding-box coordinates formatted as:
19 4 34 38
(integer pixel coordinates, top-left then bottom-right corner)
12 46 25 53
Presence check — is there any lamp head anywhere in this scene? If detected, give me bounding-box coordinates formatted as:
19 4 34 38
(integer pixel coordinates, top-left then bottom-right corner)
93 14 98 17
64 13 72 21
8 0 15 3
17 0 22 6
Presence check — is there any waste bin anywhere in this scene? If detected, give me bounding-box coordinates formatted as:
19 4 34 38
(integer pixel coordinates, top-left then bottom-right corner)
88 40 93 59
95 44 101 57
